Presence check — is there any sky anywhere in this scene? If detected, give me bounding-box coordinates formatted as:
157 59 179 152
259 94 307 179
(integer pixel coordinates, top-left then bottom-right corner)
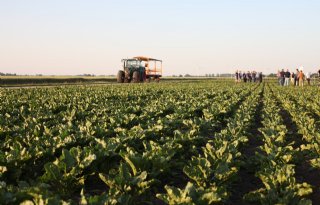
0 0 319 76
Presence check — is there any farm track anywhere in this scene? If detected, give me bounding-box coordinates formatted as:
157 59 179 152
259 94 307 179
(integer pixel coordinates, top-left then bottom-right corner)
227 83 265 205
268 84 320 204
0 78 230 89
0 82 118 89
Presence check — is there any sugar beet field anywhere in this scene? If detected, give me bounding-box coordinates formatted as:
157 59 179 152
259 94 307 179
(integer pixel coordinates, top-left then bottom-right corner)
1 80 320 204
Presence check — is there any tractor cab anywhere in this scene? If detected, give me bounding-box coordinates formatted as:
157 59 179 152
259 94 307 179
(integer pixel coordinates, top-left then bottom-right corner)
117 56 162 83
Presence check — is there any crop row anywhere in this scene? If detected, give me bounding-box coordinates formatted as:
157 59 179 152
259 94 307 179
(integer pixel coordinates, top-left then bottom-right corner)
245 86 312 204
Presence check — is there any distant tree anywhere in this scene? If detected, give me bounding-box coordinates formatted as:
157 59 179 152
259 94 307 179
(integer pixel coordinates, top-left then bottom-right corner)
179 74 183 77
184 74 191 77
81 74 94 77
0 72 17 76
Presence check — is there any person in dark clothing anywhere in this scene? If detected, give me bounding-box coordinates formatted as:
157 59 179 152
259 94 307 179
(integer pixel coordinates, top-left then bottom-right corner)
291 72 295 85
243 73 247 83
284 69 291 86
139 66 145 82
235 71 239 83
247 71 252 82
258 72 263 83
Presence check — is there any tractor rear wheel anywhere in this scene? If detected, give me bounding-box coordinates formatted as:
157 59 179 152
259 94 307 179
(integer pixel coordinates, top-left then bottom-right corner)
132 71 140 83
117 70 125 83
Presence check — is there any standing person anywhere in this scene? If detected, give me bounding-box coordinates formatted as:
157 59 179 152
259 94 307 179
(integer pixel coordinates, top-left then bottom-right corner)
140 66 146 82
306 71 311 85
243 72 247 83
295 68 300 86
259 72 263 83
239 71 242 82
277 70 281 85
280 69 285 86
284 69 290 86
298 70 305 87
291 72 295 85
235 70 239 83
252 71 256 83
247 71 252 83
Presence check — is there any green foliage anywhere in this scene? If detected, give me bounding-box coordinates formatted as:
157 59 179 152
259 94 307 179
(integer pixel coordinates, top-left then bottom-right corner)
41 147 96 195
0 81 319 204
244 87 314 204
99 163 155 204
156 182 222 205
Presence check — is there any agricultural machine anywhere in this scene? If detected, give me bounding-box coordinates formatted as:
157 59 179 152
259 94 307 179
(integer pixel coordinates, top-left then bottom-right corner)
117 56 162 83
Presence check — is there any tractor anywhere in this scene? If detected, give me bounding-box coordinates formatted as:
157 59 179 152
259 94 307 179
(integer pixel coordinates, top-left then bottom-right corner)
117 56 162 83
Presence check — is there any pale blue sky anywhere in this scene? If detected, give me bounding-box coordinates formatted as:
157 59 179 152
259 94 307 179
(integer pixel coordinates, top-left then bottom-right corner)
0 0 319 75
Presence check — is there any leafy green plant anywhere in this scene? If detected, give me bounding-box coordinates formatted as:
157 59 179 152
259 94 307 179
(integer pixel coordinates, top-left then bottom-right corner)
156 182 222 205
99 163 155 204
41 147 96 195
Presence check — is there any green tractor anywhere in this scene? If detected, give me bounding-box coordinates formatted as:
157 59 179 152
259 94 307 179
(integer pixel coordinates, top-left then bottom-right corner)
117 56 162 83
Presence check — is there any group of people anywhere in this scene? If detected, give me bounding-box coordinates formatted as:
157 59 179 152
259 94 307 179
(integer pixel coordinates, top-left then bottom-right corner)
235 71 263 83
277 68 312 87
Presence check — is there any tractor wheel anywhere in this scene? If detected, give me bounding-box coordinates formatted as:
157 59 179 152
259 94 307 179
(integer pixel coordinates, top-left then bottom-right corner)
155 77 160 83
124 73 130 83
132 71 140 83
117 70 125 83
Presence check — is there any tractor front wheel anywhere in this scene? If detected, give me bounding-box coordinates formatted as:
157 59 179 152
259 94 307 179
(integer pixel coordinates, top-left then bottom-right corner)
132 71 140 83
117 70 125 83
124 72 130 83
